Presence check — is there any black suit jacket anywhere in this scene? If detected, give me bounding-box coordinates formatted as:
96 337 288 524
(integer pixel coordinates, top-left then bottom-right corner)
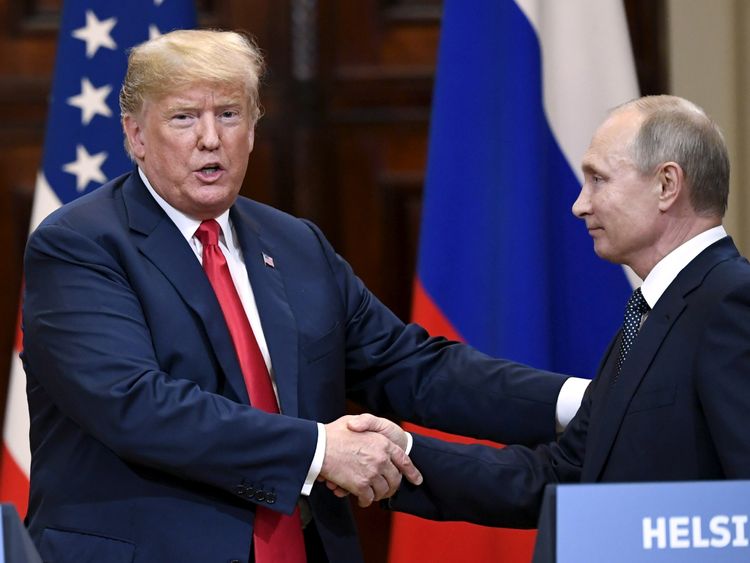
22 170 567 562
391 237 750 528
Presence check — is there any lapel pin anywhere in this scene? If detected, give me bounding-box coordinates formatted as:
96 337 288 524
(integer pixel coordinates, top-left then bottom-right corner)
262 252 275 268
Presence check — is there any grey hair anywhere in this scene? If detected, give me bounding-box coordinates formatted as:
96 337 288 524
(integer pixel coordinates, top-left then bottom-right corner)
617 95 729 217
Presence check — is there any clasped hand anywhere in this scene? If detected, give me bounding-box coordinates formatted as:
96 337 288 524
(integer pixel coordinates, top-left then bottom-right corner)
320 414 422 507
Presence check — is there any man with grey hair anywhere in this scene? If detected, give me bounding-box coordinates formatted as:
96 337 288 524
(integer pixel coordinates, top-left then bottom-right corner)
384 95 750 527
21 29 581 562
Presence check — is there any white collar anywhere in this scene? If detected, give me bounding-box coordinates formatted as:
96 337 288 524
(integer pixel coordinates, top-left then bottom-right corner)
640 225 727 308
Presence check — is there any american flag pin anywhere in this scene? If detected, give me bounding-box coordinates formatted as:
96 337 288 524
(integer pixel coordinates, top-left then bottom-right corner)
262 253 275 268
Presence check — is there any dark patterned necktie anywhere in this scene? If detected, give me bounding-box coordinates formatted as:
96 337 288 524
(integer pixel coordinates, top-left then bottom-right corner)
615 287 650 378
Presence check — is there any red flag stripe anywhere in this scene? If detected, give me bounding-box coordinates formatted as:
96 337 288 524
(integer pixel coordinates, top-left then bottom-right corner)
0 443 29 517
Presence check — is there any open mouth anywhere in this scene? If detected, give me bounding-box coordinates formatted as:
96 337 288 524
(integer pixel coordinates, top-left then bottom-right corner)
196 165 224 181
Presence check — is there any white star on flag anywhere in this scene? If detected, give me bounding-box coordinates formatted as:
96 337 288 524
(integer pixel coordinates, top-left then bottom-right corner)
149 24 161 40
155 0 165 5
67 77 113 125
62 144 108 191
72 10 117 58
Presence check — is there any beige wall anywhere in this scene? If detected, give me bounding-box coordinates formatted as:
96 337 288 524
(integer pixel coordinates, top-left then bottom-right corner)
667 0 750 252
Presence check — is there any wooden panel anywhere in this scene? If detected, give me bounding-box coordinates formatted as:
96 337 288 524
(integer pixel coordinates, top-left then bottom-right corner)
625 0 669 95
320 0 437 320
0 0 57 429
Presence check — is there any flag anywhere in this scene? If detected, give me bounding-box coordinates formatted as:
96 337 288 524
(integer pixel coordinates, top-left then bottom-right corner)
389 1 638 562
0 0 196 518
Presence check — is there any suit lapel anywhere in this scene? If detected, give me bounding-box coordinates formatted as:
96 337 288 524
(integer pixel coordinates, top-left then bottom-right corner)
584 237 741 481
231 204 301 418
122 172 250 403
584 292 685 480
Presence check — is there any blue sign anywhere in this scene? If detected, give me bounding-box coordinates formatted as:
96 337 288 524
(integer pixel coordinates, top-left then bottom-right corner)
557 481 750 562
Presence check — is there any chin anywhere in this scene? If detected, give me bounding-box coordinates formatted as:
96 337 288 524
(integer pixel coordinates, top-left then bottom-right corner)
592 244 614 263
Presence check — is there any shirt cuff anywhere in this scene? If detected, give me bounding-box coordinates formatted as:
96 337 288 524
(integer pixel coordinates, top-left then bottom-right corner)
404 431 413 455
555 377 590 433
302 422 326 496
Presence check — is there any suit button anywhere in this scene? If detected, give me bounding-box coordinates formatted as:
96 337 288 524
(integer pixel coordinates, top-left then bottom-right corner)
233 485 247 496
230 560 240 563
266 492 276 504
255 490 266 502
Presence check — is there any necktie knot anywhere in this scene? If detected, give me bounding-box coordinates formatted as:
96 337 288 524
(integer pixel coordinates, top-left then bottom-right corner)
195 219 220 247
615 287 650 378
627 287 650 317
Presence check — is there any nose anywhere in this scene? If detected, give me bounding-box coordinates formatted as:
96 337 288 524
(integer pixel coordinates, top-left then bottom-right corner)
572 184 591 218
197 115 220 151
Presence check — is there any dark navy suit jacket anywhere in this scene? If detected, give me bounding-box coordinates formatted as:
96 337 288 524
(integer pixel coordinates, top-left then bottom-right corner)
22 170 567 562
391 237 750 528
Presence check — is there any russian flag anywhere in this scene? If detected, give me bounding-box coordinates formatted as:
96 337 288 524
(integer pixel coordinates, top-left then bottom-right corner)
389 1 638 561
0 0 196 517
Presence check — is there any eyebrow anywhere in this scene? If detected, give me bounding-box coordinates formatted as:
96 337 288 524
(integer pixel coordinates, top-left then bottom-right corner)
164 97 244 112
162 101 198 114
581 161 599 176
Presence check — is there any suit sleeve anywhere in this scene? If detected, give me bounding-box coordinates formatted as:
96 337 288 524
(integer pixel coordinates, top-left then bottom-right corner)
388 379 594 528
302 220 569 446
695 279 750 477
23 222 317 515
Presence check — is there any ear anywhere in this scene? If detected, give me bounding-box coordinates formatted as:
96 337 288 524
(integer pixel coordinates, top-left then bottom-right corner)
656 161 684 212
123 114 147 161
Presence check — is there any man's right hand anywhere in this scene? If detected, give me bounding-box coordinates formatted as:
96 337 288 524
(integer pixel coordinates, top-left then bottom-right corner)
321 415 422 507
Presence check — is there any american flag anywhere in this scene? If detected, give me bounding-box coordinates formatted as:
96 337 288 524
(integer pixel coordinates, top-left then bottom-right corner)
0 0 196 517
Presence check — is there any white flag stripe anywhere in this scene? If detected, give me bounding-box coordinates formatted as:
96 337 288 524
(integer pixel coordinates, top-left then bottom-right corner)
3 356 31 476
515 0 641 288
30 173 63 235
515 0 639 185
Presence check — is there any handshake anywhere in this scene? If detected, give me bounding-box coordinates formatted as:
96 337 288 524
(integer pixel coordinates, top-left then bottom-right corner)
319 414 423 507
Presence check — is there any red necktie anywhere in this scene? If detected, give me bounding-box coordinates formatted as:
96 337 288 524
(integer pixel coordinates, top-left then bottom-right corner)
195 219 306 563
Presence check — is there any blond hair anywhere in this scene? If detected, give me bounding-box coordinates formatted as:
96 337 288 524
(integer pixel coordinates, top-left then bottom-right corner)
120 29 265 155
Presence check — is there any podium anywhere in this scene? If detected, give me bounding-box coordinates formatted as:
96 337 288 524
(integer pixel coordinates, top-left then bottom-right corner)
0 505 41 563
532 481 750 563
